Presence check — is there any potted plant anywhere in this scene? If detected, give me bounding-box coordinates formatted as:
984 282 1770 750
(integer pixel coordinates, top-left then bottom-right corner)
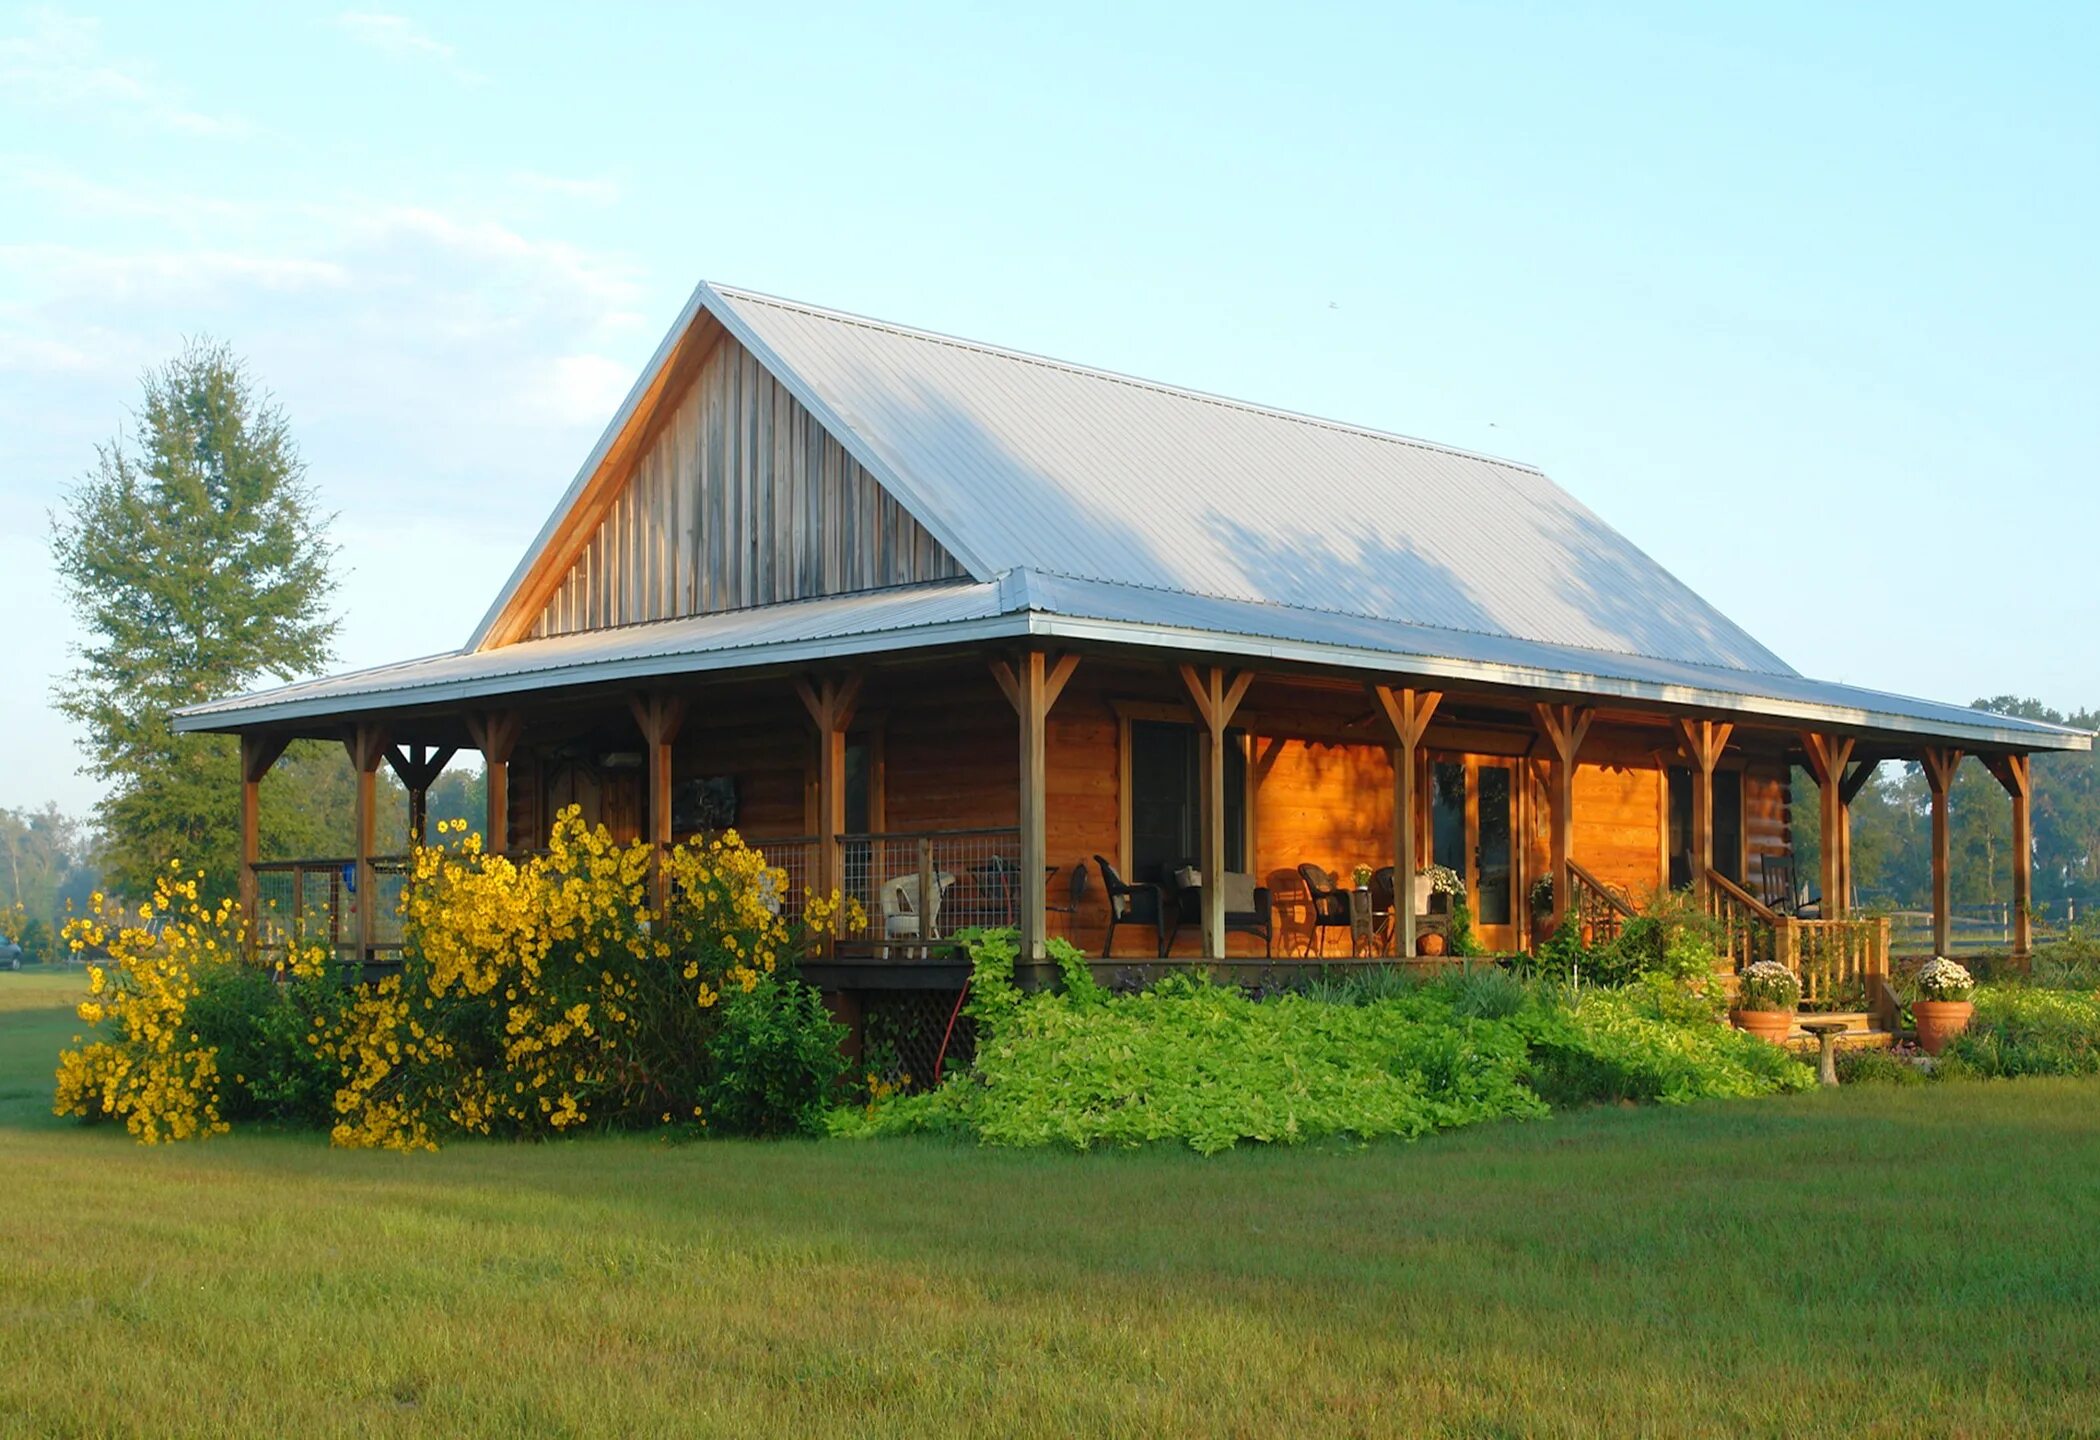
1529 874 1554 928
1352 863 1373 891
1417 863 1463 916
1731 959 1800 1044
1912 956 1976 1054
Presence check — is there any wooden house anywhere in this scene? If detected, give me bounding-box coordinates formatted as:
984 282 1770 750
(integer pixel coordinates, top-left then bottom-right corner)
176 283 2089 1035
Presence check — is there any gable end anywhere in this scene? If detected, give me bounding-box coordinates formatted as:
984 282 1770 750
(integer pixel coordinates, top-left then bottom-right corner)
523 331 967 641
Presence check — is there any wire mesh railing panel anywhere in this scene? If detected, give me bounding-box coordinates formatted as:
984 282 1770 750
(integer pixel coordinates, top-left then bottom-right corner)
743 835 818 927
250 857 408 961
843 828 1023 955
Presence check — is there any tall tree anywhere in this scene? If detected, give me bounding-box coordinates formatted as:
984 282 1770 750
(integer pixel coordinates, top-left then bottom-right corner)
51 339 339 902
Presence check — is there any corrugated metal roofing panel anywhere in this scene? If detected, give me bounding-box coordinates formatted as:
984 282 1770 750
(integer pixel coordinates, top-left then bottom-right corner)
177 581 1012 726
179 571 2089 751
702 283 1796 676
1012 572 2088 749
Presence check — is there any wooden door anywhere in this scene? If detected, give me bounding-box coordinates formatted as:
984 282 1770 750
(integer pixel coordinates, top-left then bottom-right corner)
1430 755 1518 952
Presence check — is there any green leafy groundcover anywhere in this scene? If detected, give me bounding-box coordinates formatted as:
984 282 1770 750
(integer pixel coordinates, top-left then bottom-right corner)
1936 986 2100 1079
832 931 1812 1153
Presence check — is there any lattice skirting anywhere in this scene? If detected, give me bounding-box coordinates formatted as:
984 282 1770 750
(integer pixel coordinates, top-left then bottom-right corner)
859 988 973 1091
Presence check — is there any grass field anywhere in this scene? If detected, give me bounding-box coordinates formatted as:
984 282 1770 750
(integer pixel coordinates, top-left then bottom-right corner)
4 969 2099 1437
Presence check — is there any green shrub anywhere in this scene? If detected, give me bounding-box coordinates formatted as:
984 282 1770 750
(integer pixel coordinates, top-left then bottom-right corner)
700 970 848 1137
1295 965 1423 1007
16 917 54 964
1834 1046 1925 1086
1519 975 1814 1107
845 934 1810 1152
1430 964 1530 1020
2025 928 2100 991
184 960 350 1127
1936 986 2100 1079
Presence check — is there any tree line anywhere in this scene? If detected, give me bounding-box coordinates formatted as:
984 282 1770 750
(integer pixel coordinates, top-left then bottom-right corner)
1792 696 2100 919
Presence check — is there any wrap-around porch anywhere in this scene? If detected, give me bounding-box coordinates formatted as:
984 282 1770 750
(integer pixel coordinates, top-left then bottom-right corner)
235 643 2038 1039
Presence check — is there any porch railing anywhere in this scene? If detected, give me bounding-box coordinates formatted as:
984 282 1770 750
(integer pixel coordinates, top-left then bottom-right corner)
838 827 1024 956
1707 871 1777 970
1780 913 1893 1013
1566 860 1635 945
251 856 413 962
1703 868 1892 1015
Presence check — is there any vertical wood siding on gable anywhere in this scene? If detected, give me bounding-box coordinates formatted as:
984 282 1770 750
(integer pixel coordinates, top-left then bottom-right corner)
530 336 966 638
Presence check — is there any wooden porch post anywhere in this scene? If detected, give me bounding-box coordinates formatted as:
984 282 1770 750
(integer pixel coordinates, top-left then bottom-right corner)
1180 665 1255 958
1920 746 1963 956
344 724 388 964
1533 703 1593 936
383 744 459 852
1675 719 1733 902
464 711 521 853
630 694 687 907
1984 754 2034 956
994 651 1079 963
1371 684 1442 959
1837 759 1881 914
795 672 864 943
238 733 289 957
1799 732 1856 918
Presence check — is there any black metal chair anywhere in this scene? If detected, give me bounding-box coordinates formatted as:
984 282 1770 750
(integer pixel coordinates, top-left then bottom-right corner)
1094 855 1170 959
1296 863 1354 957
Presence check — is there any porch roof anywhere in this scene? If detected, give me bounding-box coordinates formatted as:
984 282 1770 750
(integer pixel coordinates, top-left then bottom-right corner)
175 570 2090 752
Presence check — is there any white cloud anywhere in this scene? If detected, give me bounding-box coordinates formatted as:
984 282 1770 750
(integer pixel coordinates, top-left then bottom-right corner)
0 242 350 302
0 7 246 136
332 11 481 83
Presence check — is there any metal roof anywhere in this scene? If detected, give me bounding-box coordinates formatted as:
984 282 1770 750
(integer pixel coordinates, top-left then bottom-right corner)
177 571 2089 751
471 282 1791 675
177 281 2085 753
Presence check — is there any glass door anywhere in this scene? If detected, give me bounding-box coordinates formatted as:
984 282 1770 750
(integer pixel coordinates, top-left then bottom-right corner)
1429 755 1518 952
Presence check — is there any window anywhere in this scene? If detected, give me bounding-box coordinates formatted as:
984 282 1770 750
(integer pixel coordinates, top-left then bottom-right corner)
1668 768 1743 888
844 738 873 833
1128 720 1245 884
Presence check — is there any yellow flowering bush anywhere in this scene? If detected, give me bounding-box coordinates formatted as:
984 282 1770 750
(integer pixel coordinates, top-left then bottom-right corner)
55 864 340 1141
55 810 858 1150
322 808 860 1149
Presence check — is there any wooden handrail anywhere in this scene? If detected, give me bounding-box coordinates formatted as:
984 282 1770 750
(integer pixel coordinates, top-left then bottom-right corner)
1566 860 1635 917
1707 869 1779 925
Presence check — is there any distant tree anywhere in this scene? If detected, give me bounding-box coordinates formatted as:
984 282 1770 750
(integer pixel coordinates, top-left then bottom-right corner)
50 339 339 902
0 805 96 931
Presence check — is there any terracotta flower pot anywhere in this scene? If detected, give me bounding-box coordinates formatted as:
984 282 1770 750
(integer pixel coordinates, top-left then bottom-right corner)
1913 998 1975 1055
1418 931 1447 958
1730 1008 1794 1045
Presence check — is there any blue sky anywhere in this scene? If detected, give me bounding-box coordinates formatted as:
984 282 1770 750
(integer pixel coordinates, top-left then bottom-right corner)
2 2 2095 815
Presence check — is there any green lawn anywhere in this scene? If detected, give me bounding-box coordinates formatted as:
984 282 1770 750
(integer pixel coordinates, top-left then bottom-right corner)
4 971 2099 1438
